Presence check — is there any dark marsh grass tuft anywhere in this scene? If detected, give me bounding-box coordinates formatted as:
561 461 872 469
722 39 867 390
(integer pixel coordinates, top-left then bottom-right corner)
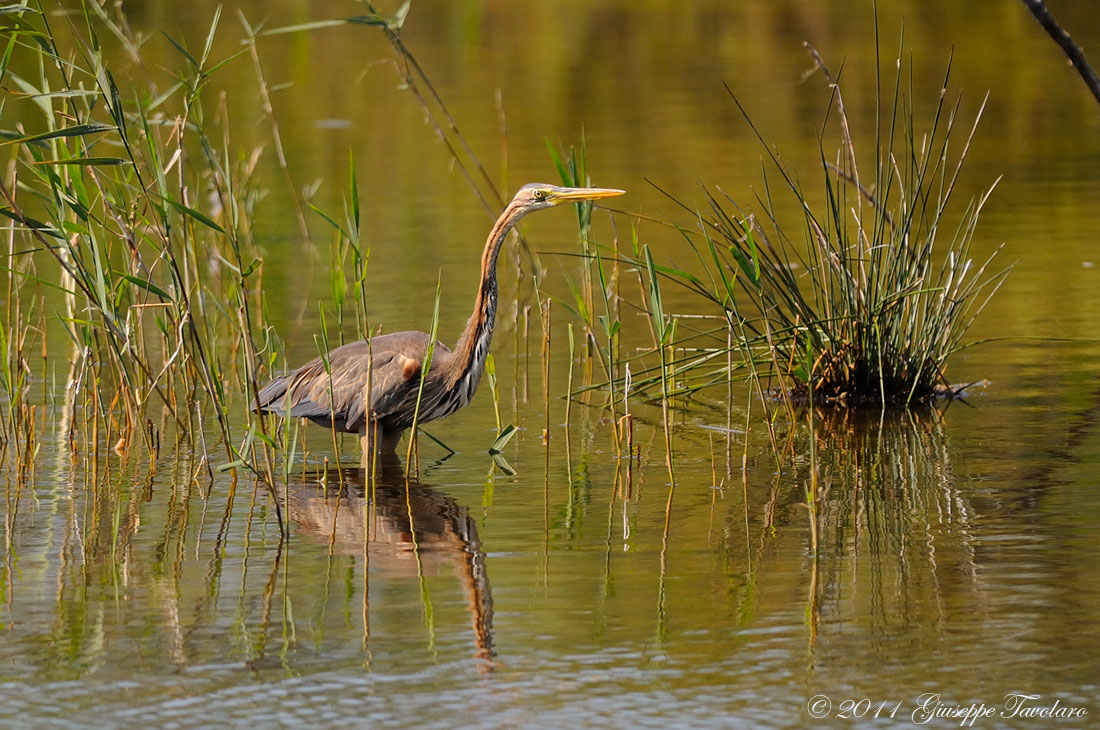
637 40 1011 407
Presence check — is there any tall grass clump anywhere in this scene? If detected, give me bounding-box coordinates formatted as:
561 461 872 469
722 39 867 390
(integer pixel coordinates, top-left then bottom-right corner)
0 3 281 480
644 39 1011 407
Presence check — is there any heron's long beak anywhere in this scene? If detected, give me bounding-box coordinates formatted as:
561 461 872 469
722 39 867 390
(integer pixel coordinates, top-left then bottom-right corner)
548 186 626 205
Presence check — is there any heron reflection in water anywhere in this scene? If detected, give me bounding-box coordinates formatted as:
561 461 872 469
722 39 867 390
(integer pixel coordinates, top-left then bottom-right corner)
285 465 494 662
255 184 624 465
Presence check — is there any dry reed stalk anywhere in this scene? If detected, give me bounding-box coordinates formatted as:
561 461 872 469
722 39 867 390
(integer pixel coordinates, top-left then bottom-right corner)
540 298 552 444
565 323 575 431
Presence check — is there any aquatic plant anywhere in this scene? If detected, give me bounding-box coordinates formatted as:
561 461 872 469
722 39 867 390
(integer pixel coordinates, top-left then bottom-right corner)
0 2 303 507
634 40 1011 406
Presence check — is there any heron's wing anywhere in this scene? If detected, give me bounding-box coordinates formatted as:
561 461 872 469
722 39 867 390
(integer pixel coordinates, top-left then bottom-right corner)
256 333 451 431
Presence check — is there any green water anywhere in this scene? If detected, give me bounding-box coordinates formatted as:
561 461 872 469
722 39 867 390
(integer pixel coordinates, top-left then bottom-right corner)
2 1 1100 727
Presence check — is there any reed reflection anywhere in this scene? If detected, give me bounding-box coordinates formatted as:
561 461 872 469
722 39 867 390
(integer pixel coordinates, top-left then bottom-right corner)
805 406 981 650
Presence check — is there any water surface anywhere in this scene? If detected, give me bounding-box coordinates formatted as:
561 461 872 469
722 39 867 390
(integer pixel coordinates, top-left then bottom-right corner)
2 1 1100 727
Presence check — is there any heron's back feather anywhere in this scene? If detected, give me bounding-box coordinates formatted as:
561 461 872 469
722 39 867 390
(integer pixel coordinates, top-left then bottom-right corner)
254 332 452 433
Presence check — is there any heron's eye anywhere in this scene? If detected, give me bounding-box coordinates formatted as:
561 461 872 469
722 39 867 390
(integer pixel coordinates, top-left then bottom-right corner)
533 190 547 201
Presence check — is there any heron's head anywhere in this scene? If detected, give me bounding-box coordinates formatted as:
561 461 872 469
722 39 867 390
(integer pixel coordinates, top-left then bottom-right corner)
509 183 625 216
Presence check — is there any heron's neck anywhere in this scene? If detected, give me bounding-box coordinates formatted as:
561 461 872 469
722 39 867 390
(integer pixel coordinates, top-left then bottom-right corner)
448 200 524 387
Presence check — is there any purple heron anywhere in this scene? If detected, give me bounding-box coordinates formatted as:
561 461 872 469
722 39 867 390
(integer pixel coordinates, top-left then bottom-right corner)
255 183 624 464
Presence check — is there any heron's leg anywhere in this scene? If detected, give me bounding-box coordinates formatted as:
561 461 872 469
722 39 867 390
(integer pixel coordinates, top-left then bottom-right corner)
380 429 404 454
358 422 406 472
